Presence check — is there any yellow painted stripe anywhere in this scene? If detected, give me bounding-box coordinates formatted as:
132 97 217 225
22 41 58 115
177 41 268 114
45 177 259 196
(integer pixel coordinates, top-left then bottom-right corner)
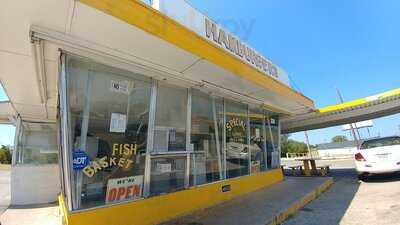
78 0 314 110
59 195 70 225
60 169 283 225
318 88 400 113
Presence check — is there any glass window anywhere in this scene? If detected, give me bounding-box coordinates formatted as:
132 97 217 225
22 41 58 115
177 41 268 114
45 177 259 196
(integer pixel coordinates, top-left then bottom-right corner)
225 100 249 178
361 137 400 149
190 90 223 185
268 115 280 168
67 56 151 209
153 83 187 152
15 122 58 165
149 155 186 195
270 116 280 152
265 113 273 169
150 83 188 195
249 108 267 173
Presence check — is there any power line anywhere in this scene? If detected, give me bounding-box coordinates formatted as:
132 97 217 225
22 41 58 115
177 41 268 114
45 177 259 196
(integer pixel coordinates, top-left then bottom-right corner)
288 75 304 94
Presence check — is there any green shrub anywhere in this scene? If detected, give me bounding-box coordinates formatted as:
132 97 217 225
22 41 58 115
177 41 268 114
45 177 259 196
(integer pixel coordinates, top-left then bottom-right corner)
0 145 12 164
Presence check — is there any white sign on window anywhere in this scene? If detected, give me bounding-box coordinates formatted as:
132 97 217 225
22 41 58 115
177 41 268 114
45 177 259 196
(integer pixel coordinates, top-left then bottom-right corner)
110 113 127 133
110 80 129 94
106 175 143 204
255 128 261 139
156 163 172 173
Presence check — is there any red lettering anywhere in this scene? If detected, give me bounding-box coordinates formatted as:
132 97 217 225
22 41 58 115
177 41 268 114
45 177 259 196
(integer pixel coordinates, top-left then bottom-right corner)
116 187 126 200
125 186 133 198
132 185 140 196
107 188 117 202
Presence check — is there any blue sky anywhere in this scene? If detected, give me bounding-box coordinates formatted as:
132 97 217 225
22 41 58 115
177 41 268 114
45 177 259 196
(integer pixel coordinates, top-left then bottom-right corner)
0 88 14 146
1 1 400 146
187 0 400 144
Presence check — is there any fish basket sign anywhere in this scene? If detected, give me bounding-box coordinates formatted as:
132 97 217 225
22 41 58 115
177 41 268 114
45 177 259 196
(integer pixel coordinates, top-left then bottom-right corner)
82 143 137 177
106 175 143 204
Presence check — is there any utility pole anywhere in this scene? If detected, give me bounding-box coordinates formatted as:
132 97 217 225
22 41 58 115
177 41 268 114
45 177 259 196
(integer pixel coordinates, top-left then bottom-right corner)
367 127 371 138
336 88 360 148
304 131 312 158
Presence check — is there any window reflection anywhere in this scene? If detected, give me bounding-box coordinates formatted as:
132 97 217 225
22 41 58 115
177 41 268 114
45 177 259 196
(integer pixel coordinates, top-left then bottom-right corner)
190 90 223 185
265 114 280 169
225 101 249 178
150 155 186 195
67 57 151 209
249 108 267 173
64 56 282 210
269 115 280 168
150 83 188 195
15 122 58 165
154 84 187 152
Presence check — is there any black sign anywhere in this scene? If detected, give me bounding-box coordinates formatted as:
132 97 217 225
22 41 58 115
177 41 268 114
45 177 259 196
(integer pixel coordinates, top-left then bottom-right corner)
222 185 231 193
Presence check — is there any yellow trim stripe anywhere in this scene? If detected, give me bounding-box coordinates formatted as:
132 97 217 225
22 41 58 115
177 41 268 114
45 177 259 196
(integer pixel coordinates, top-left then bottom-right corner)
59 195 70 225
60 169 284 225
78 0 314 110
318 88 400 113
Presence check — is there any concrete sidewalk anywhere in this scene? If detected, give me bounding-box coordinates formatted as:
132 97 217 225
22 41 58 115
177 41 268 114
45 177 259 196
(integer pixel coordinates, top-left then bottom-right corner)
0 170 10 216
161 177 333 225
0 203 60 225
0 177 333 225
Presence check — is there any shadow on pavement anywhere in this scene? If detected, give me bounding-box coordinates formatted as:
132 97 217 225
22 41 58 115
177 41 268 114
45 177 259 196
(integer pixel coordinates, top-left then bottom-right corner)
361 172 400 183
285 167 400 225
284 168 360 225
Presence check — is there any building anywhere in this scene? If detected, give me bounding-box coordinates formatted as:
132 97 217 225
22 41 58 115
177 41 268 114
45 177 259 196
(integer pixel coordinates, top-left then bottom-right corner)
1 0 315 224
316 141 358 158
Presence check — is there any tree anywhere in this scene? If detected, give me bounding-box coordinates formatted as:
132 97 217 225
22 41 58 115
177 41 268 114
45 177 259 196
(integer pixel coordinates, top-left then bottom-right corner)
281 135 309 157
0 145 12 164
331 135 348 143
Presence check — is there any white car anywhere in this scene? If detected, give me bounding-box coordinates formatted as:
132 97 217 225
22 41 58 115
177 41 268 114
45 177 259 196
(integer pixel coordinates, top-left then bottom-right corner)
226 142 262 160
355 136 400 180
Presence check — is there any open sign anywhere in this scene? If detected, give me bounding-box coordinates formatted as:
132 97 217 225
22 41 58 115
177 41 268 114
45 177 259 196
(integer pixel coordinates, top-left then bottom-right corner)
106 176 143 204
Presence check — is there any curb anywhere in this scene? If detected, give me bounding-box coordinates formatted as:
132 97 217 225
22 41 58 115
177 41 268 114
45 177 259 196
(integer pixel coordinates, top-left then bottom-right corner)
267 177 334 225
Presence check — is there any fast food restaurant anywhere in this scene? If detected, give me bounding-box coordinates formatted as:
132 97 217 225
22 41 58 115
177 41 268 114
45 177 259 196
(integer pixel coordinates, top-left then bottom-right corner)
2 0 315 224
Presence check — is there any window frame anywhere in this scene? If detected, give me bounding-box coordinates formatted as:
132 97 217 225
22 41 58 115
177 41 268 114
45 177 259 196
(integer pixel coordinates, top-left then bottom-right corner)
59 53 281 212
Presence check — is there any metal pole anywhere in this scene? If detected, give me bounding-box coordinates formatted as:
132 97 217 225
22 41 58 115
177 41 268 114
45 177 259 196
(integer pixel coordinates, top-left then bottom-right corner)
184 89 192 188
143 79 157 197
336 88 360 148
75 70 93 209
222 100 227 179
59 53 73 210
247 106 251 175
212 97 223 180
355 124 362 140
262 111 268 170
304 131 312 158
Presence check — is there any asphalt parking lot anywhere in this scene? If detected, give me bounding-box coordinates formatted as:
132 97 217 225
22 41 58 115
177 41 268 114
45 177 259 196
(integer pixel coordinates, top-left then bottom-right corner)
0 168 10 216
282 158 400 225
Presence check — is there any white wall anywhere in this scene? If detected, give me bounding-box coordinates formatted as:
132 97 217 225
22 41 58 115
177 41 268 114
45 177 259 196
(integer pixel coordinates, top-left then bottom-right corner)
317 147 357 158
11 164 60 205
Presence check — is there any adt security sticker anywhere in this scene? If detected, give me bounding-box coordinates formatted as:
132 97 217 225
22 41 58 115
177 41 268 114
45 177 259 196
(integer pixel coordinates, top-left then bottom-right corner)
73 150 90 171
